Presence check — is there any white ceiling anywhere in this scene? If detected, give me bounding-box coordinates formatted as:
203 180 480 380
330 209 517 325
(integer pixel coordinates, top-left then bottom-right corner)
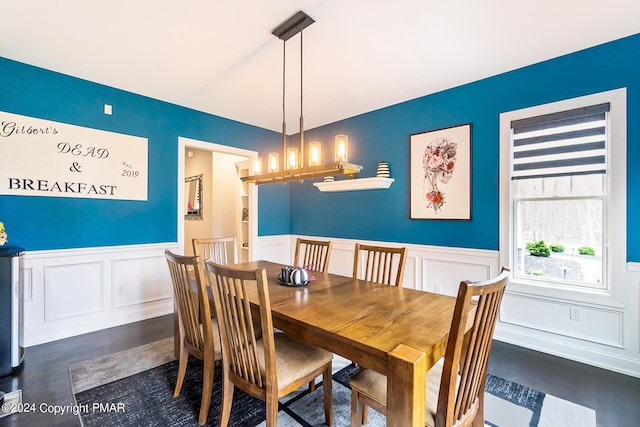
2 1 639 133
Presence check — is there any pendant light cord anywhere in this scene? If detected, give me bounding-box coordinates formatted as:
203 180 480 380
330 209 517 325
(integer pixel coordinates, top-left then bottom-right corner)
299 29 304 165
281 39 286 166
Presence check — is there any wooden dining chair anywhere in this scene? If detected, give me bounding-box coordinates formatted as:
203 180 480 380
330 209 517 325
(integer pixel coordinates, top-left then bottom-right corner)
352 243 408 286
294 237 333 272
293 237 334 391
350 267 510 427
192 236 238 269
205 261 333 427
164 250 222 425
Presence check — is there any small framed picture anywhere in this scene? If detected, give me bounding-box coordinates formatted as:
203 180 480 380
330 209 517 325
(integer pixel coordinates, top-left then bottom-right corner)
410 123 472 220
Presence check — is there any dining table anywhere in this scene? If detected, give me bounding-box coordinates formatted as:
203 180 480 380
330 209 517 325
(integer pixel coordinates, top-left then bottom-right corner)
213 260 474 427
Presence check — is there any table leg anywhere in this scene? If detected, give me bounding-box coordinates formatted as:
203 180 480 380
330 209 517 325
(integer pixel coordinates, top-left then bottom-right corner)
386 344 427 427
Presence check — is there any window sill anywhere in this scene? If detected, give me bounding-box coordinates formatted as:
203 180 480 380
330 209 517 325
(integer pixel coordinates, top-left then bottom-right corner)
506 277 622 309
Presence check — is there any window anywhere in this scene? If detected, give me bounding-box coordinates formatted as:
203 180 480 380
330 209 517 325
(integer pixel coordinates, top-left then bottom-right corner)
511 104 608 289
500 89 626 301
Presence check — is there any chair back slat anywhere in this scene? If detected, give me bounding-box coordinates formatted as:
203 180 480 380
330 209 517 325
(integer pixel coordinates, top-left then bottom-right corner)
353 243 407 287
165 250 213 356
437 267 510 427
294 238 333 272
193 237 238 270
206 262 275 390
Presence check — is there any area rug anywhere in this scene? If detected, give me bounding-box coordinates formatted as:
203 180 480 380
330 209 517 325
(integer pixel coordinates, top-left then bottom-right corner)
69 338 596 426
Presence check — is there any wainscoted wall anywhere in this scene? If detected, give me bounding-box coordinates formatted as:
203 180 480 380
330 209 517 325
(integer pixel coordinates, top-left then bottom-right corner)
495 263 640 378
23 236 640 378
23 243 176 346
254 234 500 294
258 235 640 378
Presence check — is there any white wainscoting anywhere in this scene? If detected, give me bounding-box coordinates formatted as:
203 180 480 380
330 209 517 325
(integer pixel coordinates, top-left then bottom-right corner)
495 263 640 378
254 235 640 377
24 237 640 377
254 234 500 291
23 243 176 346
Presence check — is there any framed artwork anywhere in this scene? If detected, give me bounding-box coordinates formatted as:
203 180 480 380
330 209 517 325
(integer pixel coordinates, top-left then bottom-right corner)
410 123 472 220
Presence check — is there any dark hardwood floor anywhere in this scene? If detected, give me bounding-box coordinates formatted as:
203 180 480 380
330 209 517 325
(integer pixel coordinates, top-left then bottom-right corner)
0 314 638 426
0 315 174 426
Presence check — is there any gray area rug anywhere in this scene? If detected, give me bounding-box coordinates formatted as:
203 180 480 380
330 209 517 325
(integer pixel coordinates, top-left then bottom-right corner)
69 338 596 426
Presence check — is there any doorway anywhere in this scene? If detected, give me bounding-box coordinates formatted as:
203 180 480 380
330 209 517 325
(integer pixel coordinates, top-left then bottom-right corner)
177 137 258 258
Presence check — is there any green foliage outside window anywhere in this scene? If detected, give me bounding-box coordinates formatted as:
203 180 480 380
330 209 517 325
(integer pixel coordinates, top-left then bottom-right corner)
527 240 551 257
578 246 596 256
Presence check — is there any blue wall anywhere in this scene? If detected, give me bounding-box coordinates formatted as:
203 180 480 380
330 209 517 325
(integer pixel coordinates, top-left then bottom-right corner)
2 33 639 260
290 33 640 260
0 58 289 250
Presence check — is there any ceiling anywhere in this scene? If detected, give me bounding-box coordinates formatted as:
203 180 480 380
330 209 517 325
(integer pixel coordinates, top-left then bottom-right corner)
2 1 639 134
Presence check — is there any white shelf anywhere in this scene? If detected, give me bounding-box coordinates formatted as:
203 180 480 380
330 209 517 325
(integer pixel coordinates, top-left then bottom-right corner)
313 177 394 192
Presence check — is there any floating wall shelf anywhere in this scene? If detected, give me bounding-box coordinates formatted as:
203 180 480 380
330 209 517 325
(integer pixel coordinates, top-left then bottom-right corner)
313 177 395 192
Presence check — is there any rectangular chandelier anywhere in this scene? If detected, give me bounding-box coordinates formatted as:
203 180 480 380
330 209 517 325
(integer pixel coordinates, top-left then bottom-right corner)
240 11 363 185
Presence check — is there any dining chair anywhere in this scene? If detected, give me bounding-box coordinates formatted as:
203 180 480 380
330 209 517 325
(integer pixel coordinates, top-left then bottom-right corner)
352 243 408 286
293 237 334 391
164 250 222 425
350 267 510 427
192 236 238 269
205 261 334 427
294 237 333 272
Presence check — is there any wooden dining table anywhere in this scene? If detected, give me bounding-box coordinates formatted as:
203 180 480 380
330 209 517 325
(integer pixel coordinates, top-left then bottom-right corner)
222 260 469 427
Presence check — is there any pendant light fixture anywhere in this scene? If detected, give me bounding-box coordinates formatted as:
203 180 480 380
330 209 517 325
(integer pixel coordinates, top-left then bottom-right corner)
241 10 362 185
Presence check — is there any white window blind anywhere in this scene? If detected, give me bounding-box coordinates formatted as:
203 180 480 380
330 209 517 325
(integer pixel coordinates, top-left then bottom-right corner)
510 103 609 180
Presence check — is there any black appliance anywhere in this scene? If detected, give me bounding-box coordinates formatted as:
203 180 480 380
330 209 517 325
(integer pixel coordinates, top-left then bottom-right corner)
0 246 25 376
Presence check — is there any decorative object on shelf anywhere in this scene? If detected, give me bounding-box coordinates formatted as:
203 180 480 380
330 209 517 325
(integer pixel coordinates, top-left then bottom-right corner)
313 176 394 192
410 123 472 220
0 221 7 246
241 208 249 222
240 11 363 185
377 161 390 178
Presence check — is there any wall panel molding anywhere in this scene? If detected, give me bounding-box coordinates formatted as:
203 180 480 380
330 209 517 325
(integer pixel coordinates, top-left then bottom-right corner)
501 293 624 348
44 261 104 321
256 235 639 377
23 236 639 377
23 242 176 346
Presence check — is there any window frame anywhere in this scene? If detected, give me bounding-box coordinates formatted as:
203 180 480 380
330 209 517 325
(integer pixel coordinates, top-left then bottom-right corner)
499 88 626 307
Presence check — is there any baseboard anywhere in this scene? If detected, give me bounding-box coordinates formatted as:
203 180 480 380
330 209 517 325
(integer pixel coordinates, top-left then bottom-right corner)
26 303 173 347
494 325 640 378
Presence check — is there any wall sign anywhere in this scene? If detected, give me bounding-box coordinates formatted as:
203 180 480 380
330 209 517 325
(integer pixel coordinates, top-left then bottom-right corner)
0 111 148 201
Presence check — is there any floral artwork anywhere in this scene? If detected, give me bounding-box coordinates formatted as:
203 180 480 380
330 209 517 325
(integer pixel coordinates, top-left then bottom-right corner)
423 137 457 213
410 124 471 220
0 221 7 246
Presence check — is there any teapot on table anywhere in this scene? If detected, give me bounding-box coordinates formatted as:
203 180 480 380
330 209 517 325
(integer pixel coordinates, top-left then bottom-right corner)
279 266 309 286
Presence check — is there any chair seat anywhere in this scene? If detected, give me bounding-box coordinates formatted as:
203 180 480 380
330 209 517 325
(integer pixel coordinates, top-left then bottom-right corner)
350 358 445 427
197 319 222 361
256 333 333 389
